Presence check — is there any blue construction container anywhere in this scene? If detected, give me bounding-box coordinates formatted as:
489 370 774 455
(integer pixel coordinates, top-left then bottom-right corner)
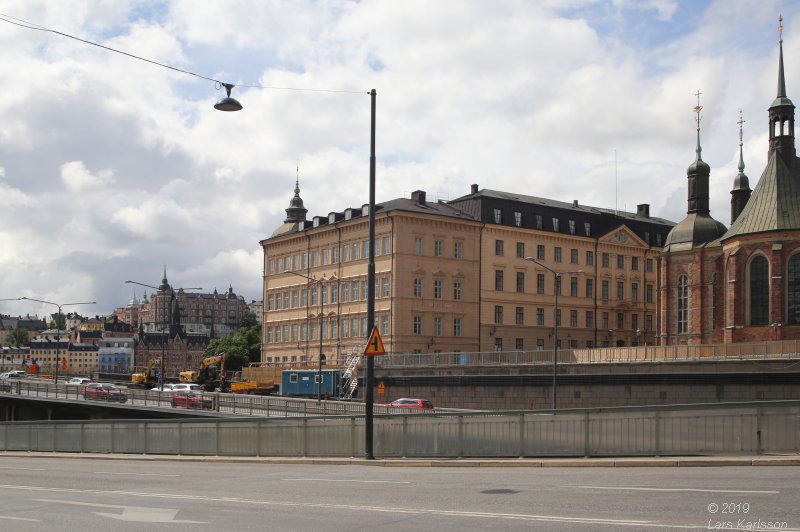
281 369 341 398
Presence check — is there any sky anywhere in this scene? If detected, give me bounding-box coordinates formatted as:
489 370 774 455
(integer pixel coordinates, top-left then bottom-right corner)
0 0 797 319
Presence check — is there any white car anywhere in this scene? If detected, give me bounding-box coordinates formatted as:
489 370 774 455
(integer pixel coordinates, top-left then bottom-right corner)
66 377 92 386
149 383 175 393
170 383 201 393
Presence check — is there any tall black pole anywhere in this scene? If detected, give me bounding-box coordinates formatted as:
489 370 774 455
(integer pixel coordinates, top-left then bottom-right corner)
318 279 323 403
55 304 62 385
365 89 376 460
553 274 559 411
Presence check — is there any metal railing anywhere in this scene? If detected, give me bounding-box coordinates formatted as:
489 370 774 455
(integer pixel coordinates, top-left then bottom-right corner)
1 400 797 458
376 339 800 368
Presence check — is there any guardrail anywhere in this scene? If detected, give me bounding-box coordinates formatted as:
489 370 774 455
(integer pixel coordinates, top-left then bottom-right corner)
1 400 797 458
0 380 439 418
376 339 800 368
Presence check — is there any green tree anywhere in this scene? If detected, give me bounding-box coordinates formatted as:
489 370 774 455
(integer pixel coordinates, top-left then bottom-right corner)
49 312 66 330
240 311 259 329
8 327 30 347
203 337 248 372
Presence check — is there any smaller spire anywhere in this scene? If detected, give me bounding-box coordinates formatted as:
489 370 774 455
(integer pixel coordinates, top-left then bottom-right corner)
778 15 787 98
737 110 746 175
693 89 704 161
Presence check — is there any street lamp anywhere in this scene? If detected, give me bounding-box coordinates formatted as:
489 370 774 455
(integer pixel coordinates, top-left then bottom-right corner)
18 297 95 385
286 270 327 402
125 280 202 391
523 257 582 411
217 86 378 459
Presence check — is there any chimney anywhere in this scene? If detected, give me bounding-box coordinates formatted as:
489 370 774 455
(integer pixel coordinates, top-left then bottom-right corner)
637 204 650 218
572 200 579 207
411 190 426 205
471 184 479 194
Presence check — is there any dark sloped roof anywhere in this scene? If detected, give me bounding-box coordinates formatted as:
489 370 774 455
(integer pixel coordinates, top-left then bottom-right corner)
719 152 800 241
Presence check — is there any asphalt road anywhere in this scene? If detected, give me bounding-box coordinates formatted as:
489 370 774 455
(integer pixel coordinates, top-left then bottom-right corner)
0 456 798 531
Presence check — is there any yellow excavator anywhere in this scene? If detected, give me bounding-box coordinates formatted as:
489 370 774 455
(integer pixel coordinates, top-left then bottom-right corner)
130 358 160 389
179 353 227 391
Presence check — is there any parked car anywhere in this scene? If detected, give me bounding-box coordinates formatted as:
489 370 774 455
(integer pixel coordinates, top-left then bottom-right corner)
0 371 25 379
171 390 213 410
149 383 175 393
170 383 201 394
66 377 92 386
383 398 434 409
83 383 128 403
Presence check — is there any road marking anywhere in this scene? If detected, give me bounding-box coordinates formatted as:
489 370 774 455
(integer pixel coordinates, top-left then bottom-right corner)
0 516 40 522
37 499 205 523
0 484 713 528
93 471 180 477
0 467 47 471
282 478 411 484
576 486 779 494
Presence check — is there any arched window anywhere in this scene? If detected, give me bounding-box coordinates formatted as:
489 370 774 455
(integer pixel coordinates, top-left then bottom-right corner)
677 275 689 333
788 254 800 325
750 255 769 326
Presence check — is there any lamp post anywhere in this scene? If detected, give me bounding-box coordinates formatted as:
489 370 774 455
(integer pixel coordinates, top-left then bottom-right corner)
216 86 378 459
287 270 327 402
18 297 95 385
125 280 201 391
523 257 581 411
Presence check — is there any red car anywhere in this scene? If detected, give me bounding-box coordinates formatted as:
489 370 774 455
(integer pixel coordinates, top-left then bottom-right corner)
171 390 213 410
83 383 128 403
384 398 434 409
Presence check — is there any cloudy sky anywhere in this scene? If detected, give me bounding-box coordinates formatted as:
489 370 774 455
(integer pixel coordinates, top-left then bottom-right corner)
0 0 796 318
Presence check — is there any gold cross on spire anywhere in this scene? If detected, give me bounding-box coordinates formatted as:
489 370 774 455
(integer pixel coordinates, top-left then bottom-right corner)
693 90 703 131
738 109 745 147
779 15 783 43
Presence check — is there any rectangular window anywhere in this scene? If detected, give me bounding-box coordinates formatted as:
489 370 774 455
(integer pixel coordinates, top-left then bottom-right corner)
570 249 578 264
268 258 275 274
292 289 299 308
332 246 339 263
568 220 576 234
632 313 639 331
514 212 522 226
537 244 545 260
515 306 524 325
454 318 462 337
646 258 654 272
632 282 639 302
321 285 328 305
495 239 504 256
343 245 350 262
454 241 463 259
382 277 390 297
586 251 594 265
536 308 545 325
352 281 360 301
494 305 503 324
646 314 653 332
570 310 578 327
380 315 389 335
602 312 609 329
413 278 422 298
552 218 560 232
617 312 625 330
617 255 625 269
584 222 591 236
631 257 639 271
617 281 624 300
434 239 444 257
586 278 593 298
515 338 524 350
586 311 594 328
434 317 442 336
434 279 443 299
414 237 424 255
555 276 562 295
321 249 329 265
493 208 502 223
495 270 504 291
536 215 543 229
570 277 578 297
555 309 561 326
516 271 525 293
310 251 319 267
602 280 609 301
352 242 360 260
453 281 462 300
537 274 545 294
516 242 525 258
383 236 391 255
413 316 422 335
341 283 350 302
602 252 610 267
554 247 562 262
494 337 503 351
646 284 654 304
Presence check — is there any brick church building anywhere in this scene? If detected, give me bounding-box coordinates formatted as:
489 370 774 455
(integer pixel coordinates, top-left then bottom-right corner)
660 25 800 345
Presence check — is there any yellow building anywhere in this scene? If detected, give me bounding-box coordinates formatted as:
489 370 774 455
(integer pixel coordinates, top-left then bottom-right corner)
261 183 675 364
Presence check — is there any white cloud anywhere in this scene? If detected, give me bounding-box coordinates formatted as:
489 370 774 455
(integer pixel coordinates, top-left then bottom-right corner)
60 160 115 191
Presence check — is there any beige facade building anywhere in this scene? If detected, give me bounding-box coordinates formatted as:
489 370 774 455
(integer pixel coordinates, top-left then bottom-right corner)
261 182 674 364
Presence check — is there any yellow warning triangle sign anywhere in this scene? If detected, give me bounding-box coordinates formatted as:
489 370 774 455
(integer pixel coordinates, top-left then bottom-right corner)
363 326 386 356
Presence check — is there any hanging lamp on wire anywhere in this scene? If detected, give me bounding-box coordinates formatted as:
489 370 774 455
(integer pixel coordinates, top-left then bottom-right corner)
214 83 243 112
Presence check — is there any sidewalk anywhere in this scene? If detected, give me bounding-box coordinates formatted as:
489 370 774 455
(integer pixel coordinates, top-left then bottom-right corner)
1 452 798 467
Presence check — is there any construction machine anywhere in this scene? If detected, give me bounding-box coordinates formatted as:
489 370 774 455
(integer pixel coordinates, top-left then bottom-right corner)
130 358 160 389
179 353 226 391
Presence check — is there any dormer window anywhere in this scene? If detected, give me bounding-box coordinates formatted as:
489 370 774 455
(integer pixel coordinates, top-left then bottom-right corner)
493 209 502 223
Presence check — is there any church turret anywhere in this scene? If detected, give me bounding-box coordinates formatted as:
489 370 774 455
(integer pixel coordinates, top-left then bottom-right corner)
768 16 796 160
663 91 727 251
731 110 752 224
270 170 309 238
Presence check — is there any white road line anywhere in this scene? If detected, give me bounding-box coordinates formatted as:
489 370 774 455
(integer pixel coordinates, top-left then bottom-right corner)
282 478 411 484
0 516 40 522
93 471 180 477
0 483 717 529
576 486 780 494
36 499 205 523
0 467 47 471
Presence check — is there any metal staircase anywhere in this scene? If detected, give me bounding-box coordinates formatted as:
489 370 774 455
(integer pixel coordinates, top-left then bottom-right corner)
340 352 362 399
